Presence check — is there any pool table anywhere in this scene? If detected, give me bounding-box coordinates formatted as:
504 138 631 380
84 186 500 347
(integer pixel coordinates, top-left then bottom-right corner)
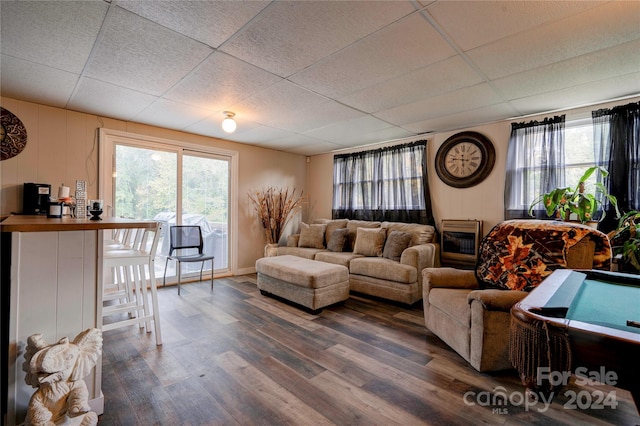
510 269 640 413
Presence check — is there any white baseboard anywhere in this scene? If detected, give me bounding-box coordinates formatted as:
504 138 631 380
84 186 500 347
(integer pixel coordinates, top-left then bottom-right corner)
235 266 256 276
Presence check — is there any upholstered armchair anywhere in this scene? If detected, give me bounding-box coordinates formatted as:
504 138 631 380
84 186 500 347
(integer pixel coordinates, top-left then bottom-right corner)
422 219 611 372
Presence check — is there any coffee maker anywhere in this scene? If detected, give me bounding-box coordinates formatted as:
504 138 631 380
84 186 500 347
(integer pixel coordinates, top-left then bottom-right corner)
23 183 51 215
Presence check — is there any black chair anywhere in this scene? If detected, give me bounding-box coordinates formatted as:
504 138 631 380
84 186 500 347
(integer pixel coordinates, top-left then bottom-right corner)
163 225 215 295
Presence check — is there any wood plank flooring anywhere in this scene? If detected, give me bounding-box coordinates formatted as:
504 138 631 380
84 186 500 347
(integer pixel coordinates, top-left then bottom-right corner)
99 275 639 425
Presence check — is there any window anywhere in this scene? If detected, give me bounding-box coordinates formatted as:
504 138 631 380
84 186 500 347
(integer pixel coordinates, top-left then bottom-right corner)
505 101 640 231
504 115 565 220
506 117 605 219
565 119 599 188
332 140 434 224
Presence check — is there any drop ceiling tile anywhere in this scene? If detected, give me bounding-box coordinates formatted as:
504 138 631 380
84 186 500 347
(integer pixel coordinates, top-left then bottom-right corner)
231 80 328 124
231 125 296 144
290 13 456 99
426 1 601 51
0 1 108 73
133 99 216 131
303 116 393 143
257 100 365 133
261 134 328 151
164 52 281 111
287 141 344 157
68 78 157 121
0 56 78 108
116 1 269 48
85 6 213 96
402 103 518 134
508 72 640 116
467 1 640 80
339 56 484 113
375 83 504 125
334 126 416 148
220 1 416 77
494 39 640 101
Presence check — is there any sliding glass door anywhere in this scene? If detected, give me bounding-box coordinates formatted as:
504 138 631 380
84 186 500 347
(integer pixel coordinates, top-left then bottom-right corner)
181 152 229 271
100 129 235 282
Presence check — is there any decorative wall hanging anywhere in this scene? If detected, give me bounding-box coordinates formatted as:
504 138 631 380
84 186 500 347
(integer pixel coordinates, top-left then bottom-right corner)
435 131 495 188
1 106 28 161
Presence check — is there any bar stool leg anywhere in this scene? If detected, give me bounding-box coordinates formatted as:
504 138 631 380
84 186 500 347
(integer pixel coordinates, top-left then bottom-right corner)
131 265 147 328
137 263 152 332
148 259 162 345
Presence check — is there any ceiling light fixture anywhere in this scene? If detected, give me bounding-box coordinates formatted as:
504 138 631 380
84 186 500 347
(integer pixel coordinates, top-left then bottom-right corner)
222 111 237 133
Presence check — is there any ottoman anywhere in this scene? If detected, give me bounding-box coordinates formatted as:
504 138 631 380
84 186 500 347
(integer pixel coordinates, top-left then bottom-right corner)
255 255 350 314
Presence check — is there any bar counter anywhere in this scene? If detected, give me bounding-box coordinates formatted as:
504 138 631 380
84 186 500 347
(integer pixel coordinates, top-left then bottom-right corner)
2 215 157 425
1 215 158 232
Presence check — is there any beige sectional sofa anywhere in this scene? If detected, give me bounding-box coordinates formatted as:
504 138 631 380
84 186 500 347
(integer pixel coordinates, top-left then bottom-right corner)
265 218 439 305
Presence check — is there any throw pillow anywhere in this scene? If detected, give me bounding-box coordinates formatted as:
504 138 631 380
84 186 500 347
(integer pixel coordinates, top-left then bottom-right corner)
286 234 300 247
298 222 326 249
382 230 412 262
345 220 381 252
327 228 349 252
353 227 387 257
322 219 348 245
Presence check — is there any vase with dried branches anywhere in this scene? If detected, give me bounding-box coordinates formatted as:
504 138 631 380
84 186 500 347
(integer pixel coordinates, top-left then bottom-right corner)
248 186 304 244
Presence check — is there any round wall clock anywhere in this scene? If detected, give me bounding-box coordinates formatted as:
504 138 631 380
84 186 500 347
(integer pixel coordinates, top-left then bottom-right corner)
435 131 495 188
1 107 28 161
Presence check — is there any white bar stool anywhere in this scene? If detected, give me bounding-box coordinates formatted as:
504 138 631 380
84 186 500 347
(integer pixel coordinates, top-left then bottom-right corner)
103 228 135 303
102 223 162 345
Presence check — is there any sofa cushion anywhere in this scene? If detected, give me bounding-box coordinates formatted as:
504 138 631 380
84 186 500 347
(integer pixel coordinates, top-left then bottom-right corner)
382 230 412 261
327 228 349 252
345 220 381 252
350 257 416 283
353 227 386 257
314 251 363 268
429 288 473 327
382 221 436 246
298 222 327 249
315 218 349 245
275 246 326 259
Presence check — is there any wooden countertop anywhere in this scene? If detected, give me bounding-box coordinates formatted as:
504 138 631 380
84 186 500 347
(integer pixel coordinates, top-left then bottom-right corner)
0 215 158 232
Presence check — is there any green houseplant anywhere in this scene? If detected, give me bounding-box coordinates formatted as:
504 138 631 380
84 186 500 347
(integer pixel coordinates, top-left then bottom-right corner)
529 166 620 224
609 210 640 273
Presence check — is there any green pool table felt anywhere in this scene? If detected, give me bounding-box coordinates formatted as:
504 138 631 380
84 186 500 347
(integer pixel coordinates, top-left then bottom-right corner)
566 278 640 334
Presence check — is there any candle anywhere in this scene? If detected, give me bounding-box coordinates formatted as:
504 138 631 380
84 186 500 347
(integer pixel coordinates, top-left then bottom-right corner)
58 186 70 199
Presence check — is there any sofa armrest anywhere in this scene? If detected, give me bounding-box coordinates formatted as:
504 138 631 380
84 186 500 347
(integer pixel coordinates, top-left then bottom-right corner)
401 243 440 269
264 243 279 257
400 243 440 289
467 289 527 312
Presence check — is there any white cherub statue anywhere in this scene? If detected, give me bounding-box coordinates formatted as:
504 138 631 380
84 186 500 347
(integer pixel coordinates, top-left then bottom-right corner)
22 328 103 426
